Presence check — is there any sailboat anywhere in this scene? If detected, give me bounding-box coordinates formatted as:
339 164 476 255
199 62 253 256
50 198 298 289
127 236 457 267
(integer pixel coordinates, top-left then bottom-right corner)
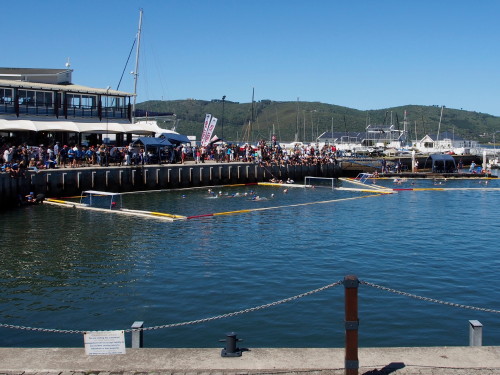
124 10 187 143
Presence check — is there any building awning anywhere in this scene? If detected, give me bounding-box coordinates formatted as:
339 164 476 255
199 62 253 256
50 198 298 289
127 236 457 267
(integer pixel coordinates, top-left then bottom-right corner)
0 119 38 132
0 119 157 134
0 119 192 141
76 122 127 134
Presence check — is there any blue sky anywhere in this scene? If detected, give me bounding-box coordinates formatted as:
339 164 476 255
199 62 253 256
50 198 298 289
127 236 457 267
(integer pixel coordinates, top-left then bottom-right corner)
3 0 500 116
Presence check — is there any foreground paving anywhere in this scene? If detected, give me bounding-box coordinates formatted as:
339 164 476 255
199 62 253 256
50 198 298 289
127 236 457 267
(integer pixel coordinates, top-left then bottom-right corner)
0 347 499 374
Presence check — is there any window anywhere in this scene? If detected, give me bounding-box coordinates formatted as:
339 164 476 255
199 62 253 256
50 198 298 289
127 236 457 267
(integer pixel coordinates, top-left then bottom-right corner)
18 90 35 105
81 95 97 108
104 95 123 108
35 91 53 106
67 93 97 108
18 89 53 106
0 88 13 104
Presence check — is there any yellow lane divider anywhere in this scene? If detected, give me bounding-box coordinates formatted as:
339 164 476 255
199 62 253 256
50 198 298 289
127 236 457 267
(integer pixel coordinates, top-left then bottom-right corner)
187 193 385 219
150 211 187 219
213 209 252 216
45 199 185 221
46 198 72 204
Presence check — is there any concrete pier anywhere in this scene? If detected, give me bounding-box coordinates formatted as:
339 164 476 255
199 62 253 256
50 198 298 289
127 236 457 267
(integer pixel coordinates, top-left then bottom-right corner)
0 161 341 208
0 346 499 374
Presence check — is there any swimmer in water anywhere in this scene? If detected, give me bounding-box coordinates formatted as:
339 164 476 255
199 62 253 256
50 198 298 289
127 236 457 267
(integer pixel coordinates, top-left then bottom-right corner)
251 195 267 201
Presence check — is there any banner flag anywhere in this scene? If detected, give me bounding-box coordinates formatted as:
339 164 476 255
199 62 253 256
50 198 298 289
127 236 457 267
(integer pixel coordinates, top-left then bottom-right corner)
202 116 218 146
201 114 212 145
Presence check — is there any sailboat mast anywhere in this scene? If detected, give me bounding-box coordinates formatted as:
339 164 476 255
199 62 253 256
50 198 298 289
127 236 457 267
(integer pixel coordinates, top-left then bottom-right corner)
243 88 254 143
437 105 444 143
403 110 407 142
295 97 299 142
132 8 143 123
251 87 255 123
414 120 418 146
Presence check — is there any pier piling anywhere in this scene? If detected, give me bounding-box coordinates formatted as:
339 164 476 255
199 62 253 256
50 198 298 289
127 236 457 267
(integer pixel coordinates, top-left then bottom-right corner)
344 275 359 375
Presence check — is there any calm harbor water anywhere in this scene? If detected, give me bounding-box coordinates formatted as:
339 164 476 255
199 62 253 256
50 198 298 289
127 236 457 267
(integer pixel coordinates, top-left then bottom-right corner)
1 171 499 348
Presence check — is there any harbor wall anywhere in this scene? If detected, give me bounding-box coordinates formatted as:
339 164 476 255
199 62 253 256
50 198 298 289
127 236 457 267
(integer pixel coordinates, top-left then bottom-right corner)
0 162 341 207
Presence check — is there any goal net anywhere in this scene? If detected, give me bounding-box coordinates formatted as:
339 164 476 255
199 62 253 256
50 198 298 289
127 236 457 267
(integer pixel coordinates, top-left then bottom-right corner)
304 176 336 189
80 190 123 210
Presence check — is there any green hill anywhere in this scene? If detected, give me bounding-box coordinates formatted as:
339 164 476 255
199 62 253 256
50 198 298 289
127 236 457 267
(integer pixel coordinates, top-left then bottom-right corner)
136 100 500 144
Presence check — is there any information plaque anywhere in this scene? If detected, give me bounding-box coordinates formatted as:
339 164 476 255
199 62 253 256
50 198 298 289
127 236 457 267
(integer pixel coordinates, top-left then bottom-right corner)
84 330 126 355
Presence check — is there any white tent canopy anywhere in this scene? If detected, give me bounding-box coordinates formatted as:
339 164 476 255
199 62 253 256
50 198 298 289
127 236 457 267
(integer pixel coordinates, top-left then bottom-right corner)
134 120 165 135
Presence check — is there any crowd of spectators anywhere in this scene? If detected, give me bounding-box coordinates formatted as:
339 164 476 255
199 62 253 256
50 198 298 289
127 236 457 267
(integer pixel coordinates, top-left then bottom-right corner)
0 139 339 176
183 140 338 166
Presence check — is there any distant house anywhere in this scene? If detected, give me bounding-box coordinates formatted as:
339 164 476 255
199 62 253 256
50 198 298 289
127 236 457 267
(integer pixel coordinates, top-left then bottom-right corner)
415 131 478 154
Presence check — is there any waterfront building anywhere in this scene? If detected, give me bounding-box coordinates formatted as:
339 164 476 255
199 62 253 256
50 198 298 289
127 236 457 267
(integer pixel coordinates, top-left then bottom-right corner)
0 67 164 146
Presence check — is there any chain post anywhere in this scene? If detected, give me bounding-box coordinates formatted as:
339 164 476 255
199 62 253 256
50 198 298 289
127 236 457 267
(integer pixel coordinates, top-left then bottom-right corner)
344 275 359 375
469 320 483 346
131 321 144 348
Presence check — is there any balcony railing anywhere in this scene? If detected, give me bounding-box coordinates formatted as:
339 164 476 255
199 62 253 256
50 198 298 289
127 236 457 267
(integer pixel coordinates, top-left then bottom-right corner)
0 102 129 120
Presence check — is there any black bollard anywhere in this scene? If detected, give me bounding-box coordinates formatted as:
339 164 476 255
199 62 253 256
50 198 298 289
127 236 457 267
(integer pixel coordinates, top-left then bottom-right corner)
219 332 242 357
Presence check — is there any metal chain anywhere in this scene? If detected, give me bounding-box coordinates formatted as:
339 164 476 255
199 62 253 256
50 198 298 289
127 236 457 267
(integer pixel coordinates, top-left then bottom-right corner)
0 280 343 334
360 280 500 314
0 324 82 334
142 280 344 331
6 279 496 335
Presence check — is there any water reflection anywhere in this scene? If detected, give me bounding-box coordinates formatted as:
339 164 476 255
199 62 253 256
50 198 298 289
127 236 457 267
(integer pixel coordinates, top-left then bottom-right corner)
1 181 500 347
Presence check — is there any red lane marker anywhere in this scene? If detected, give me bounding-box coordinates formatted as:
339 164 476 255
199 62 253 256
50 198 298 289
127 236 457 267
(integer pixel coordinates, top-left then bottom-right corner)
392 188 414 191
186 213 215 219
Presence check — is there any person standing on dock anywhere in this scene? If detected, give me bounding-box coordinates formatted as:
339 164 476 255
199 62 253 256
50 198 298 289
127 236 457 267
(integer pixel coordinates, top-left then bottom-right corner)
54 142 60 166
181 145 187 164
469 161 476 172
381 159 387 173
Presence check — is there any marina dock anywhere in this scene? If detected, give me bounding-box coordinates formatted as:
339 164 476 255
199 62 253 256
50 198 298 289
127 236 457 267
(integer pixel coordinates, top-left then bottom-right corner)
1 346 499 374
1 160 341 208
2 157 496 209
